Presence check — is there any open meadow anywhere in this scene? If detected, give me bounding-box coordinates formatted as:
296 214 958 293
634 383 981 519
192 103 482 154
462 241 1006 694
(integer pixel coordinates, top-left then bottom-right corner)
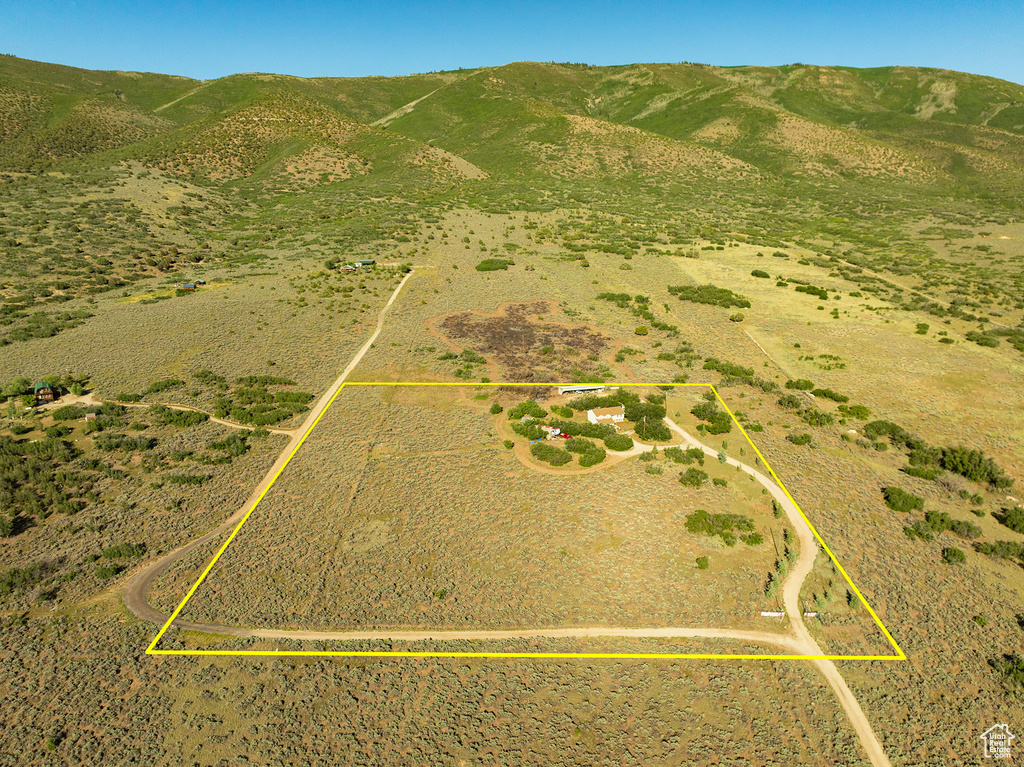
168 384 791 635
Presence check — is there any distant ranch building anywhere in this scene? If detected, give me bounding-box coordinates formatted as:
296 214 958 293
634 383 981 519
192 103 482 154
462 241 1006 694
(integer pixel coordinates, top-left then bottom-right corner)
587 406 625 425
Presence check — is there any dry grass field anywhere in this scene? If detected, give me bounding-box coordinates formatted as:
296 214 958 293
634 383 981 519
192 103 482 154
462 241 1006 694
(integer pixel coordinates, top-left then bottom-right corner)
169 384 791 635
2 607 871 766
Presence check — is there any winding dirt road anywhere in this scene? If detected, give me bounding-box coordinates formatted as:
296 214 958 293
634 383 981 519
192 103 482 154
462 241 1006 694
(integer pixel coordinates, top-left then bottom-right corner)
122 267 892 766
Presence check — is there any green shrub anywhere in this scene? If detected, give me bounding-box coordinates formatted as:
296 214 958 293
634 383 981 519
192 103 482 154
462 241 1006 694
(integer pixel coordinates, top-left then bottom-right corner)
624 401 670 441
785 379 814 391
702 358 754 381
951 519 983 539
798 408 834 427
604 433 634 451
9 422 32 435
777 394 802 409
664 446 705 465
991 654 1024 692
144 378 184 395
729 313 744 322
502 440 514 449
795 284 829 300
193 369 227 387
578 449 606 467
751 269 770 278
235 375 296 387
837 404 871 419
634 326 649 335
940 446 1013 488
508 400 547 420
0 561 58 595
50 405 85 421
690 402 732 435
811 388 849 403
530 441 572 466
93 433 156 451
101 542 147 559
787 433 812 446
883 486 924 512
95 563 125 579
489 402 503 415
684 509 754 543
150 405 208 428
565 437 597 454
208 433 249 457
965 331 999 347
996 506 1024 534
679 468 709 487
712 477 728 487
475 258 513 271
942 547 966 565
904 521 934 541
696 556 710 569
668 284 750 309
864 420 915 448
275 390 313 405
977 540 1024 564
902 465 940 481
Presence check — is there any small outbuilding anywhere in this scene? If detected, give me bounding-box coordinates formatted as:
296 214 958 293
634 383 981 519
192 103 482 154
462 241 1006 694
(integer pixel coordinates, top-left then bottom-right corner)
34 383 58 406
355 259 376 268
587 406 625 425
558 384 606 396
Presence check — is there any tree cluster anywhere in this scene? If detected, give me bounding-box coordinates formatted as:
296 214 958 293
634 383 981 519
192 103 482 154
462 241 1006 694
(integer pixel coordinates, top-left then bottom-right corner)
668 283 751 309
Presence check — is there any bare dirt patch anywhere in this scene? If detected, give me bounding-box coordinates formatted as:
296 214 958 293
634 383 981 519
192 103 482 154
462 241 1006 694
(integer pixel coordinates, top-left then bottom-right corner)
433 301 611 382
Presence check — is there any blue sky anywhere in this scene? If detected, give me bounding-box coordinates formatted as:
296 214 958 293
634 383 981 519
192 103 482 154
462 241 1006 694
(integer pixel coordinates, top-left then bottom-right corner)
2 0 1022 85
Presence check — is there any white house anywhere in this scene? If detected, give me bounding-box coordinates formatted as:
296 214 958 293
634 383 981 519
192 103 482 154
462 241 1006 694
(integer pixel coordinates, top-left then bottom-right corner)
587 406 625 425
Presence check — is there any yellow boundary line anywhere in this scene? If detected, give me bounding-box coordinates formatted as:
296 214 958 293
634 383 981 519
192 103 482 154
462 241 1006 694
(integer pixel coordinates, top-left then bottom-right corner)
146 382 906 662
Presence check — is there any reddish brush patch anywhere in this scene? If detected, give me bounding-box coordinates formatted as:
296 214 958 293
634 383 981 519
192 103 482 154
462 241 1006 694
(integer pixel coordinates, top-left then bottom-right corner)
437 302 609 383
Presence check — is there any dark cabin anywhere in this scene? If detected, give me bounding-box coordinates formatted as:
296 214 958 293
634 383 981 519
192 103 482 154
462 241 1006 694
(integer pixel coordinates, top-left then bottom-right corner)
34 383 57 406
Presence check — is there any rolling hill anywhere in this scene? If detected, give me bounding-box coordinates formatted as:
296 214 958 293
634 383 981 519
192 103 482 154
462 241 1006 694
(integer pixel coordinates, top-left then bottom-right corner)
2 55 1023 200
